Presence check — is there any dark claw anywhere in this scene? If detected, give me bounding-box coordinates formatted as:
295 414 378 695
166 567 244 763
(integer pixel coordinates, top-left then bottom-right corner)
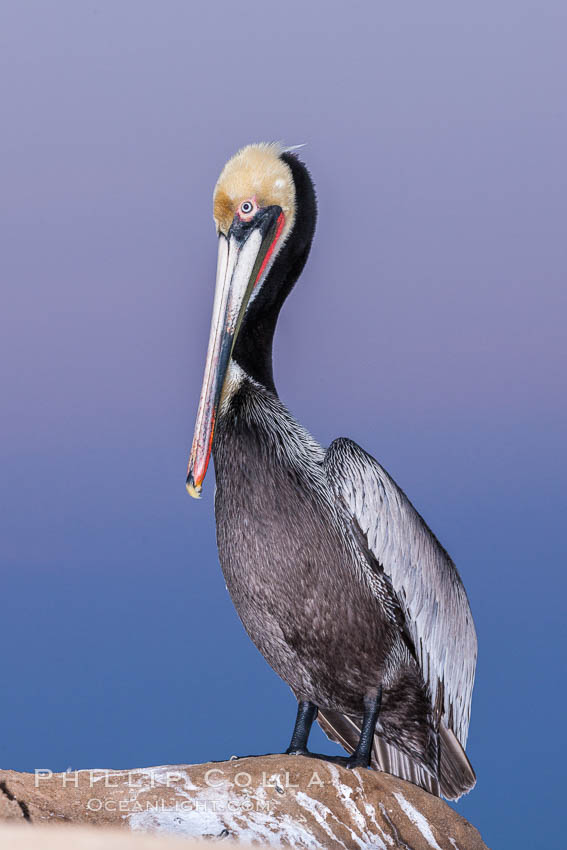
345 755 371 770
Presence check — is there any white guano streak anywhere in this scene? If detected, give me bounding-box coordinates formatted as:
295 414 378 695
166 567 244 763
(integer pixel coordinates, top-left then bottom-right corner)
393 792 443 850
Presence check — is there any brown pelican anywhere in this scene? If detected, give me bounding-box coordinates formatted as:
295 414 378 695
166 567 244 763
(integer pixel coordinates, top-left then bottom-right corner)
186 143 477 799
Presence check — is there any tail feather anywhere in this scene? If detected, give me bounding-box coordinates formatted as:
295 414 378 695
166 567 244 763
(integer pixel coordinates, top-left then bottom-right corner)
317 709 475 801
439 722 476 800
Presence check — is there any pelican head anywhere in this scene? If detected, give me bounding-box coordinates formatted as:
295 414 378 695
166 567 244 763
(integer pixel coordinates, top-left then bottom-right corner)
186 142 316 498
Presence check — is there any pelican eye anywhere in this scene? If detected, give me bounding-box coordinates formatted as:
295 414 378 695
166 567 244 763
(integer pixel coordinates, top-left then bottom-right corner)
238 199 257 220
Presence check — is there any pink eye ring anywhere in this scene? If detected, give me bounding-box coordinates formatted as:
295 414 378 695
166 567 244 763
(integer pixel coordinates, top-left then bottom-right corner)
238 198 258 220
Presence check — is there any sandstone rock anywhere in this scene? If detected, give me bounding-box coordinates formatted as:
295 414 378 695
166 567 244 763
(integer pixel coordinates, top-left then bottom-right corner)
0 781 26 822
0 755 488 849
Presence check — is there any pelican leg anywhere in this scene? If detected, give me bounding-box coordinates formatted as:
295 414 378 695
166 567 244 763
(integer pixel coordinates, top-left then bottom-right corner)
285 700 318 755
346 686 383 769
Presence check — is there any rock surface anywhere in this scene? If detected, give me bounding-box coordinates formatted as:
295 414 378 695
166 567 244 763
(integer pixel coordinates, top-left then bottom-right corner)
0 755 488 849
1 824 255 850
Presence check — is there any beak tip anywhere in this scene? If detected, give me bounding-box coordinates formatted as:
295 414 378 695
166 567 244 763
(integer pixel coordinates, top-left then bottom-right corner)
186 476 202 499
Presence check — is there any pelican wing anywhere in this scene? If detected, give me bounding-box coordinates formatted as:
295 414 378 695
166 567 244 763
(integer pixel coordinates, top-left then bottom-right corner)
323 438 477 747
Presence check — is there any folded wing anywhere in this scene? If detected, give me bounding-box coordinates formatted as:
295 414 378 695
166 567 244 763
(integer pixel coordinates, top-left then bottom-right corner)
323 437 477 750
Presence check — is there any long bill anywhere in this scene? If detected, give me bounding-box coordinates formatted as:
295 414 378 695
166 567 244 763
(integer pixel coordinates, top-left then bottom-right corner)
186 211 284 498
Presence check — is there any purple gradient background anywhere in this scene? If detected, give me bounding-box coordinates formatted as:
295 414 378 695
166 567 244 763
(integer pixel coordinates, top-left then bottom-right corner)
1 2 566 846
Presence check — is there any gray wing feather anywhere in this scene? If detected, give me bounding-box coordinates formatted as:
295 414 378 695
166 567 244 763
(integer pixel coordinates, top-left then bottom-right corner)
324 438 477 747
